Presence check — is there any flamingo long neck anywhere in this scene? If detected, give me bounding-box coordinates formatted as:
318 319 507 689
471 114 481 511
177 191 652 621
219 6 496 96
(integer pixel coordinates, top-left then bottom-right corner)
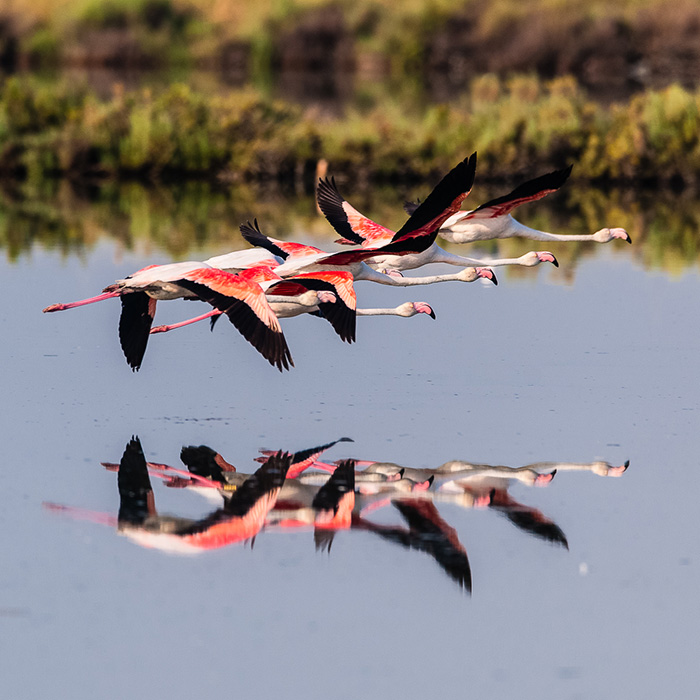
354 262 470 286
505 218 598 242
430 245 528 267
356 306 410 317
443 215 598 242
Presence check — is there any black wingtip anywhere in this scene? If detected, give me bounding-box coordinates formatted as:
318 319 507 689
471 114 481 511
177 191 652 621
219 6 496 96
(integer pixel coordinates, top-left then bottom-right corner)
317 176 366 244
239 219 289 260
393 152 477 241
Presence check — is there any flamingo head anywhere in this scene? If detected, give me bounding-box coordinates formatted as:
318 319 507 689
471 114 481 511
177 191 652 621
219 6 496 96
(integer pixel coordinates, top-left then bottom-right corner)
592 227 632 244
533 470 557 486
592 460 630 477
397 301 435 318
536 251 559 267
476 267 498 285
457 267 498 284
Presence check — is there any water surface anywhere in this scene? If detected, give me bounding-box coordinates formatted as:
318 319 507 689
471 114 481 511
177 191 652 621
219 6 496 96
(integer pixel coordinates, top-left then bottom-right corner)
1 184 698 699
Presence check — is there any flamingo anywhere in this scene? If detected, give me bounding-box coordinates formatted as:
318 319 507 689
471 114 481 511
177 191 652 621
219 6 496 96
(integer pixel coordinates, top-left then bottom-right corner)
409 165 631 245
322 164 629 252
43 261 294 371
240 217 497 287
151 297 436 338
316 176 559 273
241 152 496 286
148 267 357 343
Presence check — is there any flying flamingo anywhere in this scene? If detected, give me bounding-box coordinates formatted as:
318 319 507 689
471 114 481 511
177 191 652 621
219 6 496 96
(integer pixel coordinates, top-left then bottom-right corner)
241 153 496 287
240 217 497 287
151 290 436 341
326 164 629 246
43 261 294 371
316 176 559 273
408 165 631 245
147 265 357 343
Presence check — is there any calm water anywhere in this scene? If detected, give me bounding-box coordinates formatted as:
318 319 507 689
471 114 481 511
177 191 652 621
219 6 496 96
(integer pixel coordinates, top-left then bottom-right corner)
1 182 698 699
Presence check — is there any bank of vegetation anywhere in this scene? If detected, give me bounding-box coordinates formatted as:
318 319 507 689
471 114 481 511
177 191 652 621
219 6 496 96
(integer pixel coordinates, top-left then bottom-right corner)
0 75 699 187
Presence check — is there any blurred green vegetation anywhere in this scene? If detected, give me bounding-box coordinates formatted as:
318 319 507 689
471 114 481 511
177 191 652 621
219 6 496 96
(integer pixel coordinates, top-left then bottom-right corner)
10 0 673 66
1 171 698 278
1 75 699 185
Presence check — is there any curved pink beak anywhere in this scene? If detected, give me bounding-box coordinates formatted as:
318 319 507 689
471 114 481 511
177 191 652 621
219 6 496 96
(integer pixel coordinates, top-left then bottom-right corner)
537 251 559 267
607 460 630 477
476 267 498 285
613 228 632 243
413 301 436 319
534 470 556 486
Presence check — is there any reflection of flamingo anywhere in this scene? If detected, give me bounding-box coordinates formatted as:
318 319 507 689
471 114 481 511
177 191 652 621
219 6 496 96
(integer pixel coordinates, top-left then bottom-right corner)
179 437 354 485
267 459 356 532
45 435 629 590
317 176 559 273
354 500 472 591
116 437 291 552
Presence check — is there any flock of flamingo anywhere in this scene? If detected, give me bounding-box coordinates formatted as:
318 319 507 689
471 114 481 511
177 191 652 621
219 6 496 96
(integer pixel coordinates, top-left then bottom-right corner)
42 152 630 371
44 435 629 591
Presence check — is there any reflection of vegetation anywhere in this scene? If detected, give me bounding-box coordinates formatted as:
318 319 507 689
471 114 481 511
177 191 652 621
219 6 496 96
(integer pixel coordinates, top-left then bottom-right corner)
2 76 700 183
1 177 698 277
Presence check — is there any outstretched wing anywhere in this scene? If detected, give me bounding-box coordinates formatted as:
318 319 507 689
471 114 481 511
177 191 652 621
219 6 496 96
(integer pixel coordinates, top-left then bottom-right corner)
176 268 293 372
174 451 292 547
391 152 477 241
240 219 324 258
117 436 155 526
317 177 394 246
461 165 572 221
316 153 479 265
119 292 157 372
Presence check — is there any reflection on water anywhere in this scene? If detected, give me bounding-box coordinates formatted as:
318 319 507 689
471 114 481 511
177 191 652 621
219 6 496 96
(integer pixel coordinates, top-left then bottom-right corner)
45 435 629 593
1 177 697 275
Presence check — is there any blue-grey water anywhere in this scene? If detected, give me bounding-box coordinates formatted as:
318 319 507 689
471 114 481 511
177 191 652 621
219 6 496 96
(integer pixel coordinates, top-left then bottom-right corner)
1 185 698 699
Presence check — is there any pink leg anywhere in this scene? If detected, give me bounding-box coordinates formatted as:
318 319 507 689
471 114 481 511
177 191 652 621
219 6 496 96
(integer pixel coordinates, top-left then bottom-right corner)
309 460 337 473
359 498 392 515
43 502 119 527
150 310 221 334
43 291 121 313
102 460 223 488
